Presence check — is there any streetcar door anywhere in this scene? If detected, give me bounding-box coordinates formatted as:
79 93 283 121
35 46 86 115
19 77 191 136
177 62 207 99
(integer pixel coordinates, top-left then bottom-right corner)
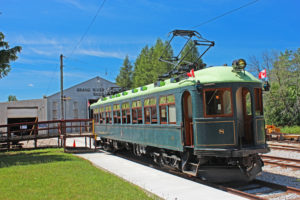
236 87 254 146
182 91 193 146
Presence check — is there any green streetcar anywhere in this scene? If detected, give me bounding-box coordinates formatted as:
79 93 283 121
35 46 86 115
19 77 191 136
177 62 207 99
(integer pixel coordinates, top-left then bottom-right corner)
90 30 269 182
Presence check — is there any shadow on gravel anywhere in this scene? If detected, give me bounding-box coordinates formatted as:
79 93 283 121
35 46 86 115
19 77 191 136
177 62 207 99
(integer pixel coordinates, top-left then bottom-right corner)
0 150 73 168
256 171 300 189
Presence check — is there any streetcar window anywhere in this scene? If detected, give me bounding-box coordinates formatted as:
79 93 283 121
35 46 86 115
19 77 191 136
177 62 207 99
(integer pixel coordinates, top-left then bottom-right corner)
159 95 176 124
113 104 121 124
93 107 100 123
160 105 167 123
99 107 104 124
93 111 98 123
145 107 151 124
169 105 176 123
245 92 252 116
105 105 112 124
132 100 142 124
144 97 157 124
254 88 263 116
204 88 233 117
122 102 130 124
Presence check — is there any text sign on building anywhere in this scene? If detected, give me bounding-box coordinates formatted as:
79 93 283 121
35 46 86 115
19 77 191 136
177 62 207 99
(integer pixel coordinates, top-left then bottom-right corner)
76 88 105 96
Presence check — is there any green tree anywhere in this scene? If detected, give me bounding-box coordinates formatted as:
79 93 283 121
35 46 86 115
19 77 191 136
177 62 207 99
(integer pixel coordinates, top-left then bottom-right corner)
180 40 203 68
132 45 152 88
133 38 173 87
116 55 133 89
261 49 300 126
8 95 17 102
0 32 22 78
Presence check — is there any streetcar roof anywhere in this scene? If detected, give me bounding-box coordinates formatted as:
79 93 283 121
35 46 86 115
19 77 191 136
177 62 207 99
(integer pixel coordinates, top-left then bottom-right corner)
91 66 261 108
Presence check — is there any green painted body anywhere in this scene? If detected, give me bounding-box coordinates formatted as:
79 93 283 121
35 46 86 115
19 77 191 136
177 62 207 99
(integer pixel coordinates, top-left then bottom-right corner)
91 66 266 154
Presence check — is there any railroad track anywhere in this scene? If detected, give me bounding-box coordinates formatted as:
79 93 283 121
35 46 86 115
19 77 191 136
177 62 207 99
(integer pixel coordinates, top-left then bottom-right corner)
268 144 300 152
268 140 300 145
221 179 300 200
261 155 300 170
98 148 300 200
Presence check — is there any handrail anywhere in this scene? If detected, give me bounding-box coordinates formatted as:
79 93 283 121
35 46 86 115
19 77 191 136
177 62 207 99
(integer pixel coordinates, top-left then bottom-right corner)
0 119 93 143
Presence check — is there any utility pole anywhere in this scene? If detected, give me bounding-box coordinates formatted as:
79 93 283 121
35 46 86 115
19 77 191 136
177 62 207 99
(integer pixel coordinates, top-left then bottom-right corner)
60 54 64 120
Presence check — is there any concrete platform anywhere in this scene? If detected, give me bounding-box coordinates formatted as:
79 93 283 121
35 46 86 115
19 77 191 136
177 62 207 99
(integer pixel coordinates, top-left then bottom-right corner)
70 138 247 200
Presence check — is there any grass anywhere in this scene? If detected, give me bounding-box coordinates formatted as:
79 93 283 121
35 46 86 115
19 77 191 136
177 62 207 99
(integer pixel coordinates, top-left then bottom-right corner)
280 126 300 134
0 149 155 200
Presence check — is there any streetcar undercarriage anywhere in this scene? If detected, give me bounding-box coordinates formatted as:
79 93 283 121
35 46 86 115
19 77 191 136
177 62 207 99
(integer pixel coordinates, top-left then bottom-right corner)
99 138 264 183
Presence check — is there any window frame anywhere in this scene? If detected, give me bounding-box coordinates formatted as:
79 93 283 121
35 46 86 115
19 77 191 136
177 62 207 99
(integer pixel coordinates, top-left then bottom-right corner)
93 107 99 123
113 104 121 124
203 88 234 118
159 95 176 124
121 102 131 124
99 107 105 124
132 100 142 124
144 97 157 124
254 88 263 116
105 105 112 124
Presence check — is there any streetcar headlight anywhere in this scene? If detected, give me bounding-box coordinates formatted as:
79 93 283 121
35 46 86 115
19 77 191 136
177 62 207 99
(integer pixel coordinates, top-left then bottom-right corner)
237 59 246 68
232 58 247 71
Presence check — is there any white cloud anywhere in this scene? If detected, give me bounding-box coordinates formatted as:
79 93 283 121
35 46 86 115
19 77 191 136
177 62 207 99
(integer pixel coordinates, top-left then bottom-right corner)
28 83 34 87
57 0 95 11
29 48 58 56
15 57 58 65
76 49 125 59
23 69 92 79
15 35 62 46
9 33 143 60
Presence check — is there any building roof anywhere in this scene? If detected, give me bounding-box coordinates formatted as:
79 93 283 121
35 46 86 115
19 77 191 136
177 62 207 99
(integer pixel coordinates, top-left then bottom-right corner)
47 76 116 98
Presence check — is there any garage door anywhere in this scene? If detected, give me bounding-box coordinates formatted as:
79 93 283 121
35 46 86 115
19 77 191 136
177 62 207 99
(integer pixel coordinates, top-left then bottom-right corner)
7 107 38 118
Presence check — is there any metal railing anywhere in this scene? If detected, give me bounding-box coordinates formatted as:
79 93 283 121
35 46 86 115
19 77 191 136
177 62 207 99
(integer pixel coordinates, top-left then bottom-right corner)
0 119 93 150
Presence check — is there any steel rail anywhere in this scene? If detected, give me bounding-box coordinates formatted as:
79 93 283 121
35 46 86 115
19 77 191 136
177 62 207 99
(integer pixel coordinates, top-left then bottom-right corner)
268 143 300 148
253 179 300 195
261 155 300 169
269 145 300 152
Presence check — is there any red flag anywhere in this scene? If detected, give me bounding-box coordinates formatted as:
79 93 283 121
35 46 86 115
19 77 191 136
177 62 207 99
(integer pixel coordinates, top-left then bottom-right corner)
259 69 267 79
187 69 195 78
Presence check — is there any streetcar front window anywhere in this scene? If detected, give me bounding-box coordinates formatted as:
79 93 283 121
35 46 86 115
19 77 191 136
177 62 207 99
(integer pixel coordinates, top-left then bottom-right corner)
204 88 233 117
254 88 263 116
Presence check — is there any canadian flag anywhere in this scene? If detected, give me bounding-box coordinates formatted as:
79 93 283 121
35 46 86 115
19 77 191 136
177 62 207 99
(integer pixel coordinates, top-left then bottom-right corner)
187 69 195 78
259 69 267 79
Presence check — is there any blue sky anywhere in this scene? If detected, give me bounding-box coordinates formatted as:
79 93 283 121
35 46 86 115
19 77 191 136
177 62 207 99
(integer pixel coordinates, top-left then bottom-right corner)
0 0 299 102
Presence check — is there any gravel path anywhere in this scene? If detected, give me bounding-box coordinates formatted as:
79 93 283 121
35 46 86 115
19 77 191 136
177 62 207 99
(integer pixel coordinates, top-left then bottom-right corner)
257 142 300 190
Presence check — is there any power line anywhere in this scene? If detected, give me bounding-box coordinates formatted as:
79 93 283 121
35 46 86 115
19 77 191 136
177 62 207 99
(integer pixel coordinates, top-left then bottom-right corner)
69 0 107 57
190 0 260 29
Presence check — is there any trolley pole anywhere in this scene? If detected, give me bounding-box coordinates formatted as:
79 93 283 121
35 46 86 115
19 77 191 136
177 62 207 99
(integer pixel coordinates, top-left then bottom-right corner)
60 54 64 120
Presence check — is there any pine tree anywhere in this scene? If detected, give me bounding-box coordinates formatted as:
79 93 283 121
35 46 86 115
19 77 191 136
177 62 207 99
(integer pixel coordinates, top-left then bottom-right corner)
152 39 173 78
180 40 203 69
116 55 133 89
0 32 22 78
132 38 173 88
132 46 152 88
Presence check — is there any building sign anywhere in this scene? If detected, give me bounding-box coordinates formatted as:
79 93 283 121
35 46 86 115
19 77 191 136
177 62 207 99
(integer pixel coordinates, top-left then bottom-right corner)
76 88 105 96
